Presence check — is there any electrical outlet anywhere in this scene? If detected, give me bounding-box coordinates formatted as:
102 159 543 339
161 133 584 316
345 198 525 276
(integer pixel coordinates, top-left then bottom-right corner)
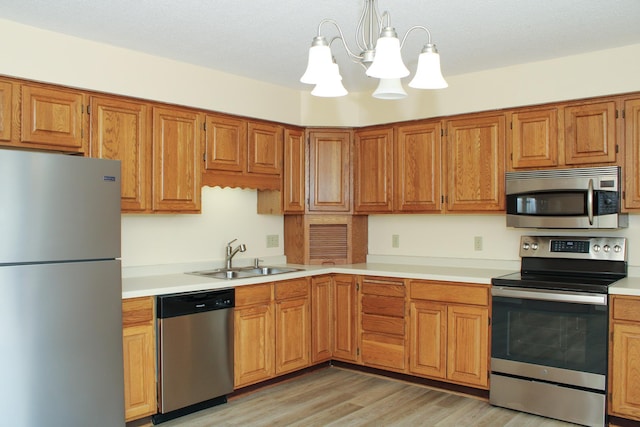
266 234 279 248
392 234 400 248
474 236 483 251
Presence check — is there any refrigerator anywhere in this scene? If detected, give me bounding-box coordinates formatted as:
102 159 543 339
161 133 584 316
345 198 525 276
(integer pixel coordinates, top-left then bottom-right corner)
0 149 125 427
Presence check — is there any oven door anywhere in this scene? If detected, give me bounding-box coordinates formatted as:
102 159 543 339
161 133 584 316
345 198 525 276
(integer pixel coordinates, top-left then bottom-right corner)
491 286 608 391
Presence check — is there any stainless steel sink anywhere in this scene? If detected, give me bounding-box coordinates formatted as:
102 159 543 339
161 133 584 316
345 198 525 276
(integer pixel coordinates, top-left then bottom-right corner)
188 266 304 280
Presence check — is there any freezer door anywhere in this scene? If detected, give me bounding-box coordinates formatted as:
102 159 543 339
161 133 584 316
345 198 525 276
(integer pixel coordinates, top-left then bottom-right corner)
0 150 121 263
0 260 125 427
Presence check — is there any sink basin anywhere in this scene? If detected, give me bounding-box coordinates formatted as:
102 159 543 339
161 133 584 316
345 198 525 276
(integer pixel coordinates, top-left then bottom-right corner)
188 266 304 280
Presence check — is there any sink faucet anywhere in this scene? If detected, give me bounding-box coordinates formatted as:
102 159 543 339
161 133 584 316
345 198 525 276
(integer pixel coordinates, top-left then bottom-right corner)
225 239 246 269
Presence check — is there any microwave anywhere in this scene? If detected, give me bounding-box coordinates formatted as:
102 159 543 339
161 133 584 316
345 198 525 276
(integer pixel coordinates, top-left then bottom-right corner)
506 166 628 229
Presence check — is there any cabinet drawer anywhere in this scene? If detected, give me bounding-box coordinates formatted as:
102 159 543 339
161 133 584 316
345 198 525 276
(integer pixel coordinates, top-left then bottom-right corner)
362 279 405 297
410 281 489 306
362 313 404 336
122 297 154 327
361 332 405 370
275 278 309 300
612 296 640 322
361 294 405 317
236 283 273 306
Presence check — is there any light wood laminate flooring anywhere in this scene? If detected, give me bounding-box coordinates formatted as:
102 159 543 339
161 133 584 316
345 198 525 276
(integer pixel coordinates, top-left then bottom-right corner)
148 367 579 427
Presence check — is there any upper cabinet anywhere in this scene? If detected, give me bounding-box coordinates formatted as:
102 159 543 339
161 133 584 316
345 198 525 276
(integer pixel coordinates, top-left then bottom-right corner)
202 114 282 190
89 95 151 212
152 106 203 213
564 100 617 165
0 79 15 143
445 114 506 212
308 129 352 213
624 97 640 210
354 127 394 213
21 84 86 153
509 107 559 169
282 127 306 213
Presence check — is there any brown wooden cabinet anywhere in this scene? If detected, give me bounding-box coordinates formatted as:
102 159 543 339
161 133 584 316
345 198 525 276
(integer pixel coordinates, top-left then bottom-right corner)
409 280 489 389
152 106 203 213
203 113 246 173
445 114 506 212
311 275 333 363
308 129 352 212
509 107 559 169
234 283 275 388
122 297 157 422
354 127 394 213
0 79 16 143
394 121 443 212
609 295 640 421
333 274 359 362
564 100 617 165
282 127 306 213
21 84 86 153
624 98 640 210
89 95 151 212
275 278 311 375
359 276 406 372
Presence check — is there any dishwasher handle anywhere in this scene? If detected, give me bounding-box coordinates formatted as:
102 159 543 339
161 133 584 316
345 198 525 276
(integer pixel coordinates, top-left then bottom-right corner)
157 288 235 319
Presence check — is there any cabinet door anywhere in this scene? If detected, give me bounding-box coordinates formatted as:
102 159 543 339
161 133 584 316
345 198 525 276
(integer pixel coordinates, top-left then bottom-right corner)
624 98 640 210
21 85 85 152
610 322 640 420
90 96 150 212
311 275 333 363
308 130 351 212
446 115 505 212
564 101 617 165
152 106 202 212
0 80 14 143
247 121 283 175
275 297 310 374
234 303 274 388
123 324 156 421
409 300 447 379
354 127 393 213
395 121 442 212
446 305 488 388
509 108 559 169
283 127 306 213
204 114 246 172
333 274 358 362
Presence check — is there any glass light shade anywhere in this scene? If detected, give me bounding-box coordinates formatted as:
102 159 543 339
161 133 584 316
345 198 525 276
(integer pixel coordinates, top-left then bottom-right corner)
311 63 348 97
409 47 448 89
300 44 333 84
372 78 407 100
366 35 410 79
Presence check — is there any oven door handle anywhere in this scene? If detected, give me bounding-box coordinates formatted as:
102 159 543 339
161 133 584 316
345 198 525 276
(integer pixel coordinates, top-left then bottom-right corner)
491 286 607 306
587 178 594 225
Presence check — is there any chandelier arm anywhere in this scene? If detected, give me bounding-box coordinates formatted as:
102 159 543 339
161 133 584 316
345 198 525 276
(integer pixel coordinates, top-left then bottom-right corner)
355 1 369 52
318 19 364 61
399 25 433 50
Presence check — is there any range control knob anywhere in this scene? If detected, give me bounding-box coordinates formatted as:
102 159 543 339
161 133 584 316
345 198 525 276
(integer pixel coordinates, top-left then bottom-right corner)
614 245 622 253
603 245 611 253
593 244 601 252
531 243 539 250
522 242 530 250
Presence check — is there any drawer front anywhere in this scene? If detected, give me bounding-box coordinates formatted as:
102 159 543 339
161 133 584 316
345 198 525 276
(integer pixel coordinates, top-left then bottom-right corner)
362 313 404 336
361 294 405 317
410 281 489 306
612 295 640 322
275 278 309 300
361 332 405 370
362 279 405 297
236 283 273 306
122 296 154 327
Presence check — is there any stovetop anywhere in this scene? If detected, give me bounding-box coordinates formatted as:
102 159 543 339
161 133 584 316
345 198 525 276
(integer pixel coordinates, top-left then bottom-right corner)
492 271 621 294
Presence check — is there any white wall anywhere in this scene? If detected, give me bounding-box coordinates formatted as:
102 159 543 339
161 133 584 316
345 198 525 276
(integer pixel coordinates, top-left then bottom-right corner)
2 18 640 270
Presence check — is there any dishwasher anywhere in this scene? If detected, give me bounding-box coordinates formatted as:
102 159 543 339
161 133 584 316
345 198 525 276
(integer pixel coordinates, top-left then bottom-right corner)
152 288 235 424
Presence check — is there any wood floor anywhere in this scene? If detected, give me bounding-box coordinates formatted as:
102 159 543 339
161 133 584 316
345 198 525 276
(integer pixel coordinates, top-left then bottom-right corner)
148 367 578 427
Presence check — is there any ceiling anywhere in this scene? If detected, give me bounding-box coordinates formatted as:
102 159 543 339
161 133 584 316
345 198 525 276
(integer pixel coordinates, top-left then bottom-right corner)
1 0 640 94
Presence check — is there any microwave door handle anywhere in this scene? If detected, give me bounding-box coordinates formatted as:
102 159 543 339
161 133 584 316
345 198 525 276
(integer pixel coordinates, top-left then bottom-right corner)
587 178 594 225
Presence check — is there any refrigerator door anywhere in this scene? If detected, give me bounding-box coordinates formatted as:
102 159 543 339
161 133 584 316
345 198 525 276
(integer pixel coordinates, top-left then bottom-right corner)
0 260 125 427
0 150 121 264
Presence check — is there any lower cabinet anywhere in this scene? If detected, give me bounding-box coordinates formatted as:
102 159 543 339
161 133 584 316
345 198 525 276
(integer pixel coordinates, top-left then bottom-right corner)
333 274 359 362
275 278 311 375
122 297 157 422
311 275 333 363
409 280 489 389
610 295 640 421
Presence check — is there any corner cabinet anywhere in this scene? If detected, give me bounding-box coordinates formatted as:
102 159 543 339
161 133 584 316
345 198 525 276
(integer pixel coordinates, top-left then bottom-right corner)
122 297 157 422
354 127 394 213
308 129 352 212
445 114 505 212
152 106 203 213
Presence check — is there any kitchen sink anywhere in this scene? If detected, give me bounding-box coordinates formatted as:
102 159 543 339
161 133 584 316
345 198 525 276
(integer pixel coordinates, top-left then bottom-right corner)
188 266 304 280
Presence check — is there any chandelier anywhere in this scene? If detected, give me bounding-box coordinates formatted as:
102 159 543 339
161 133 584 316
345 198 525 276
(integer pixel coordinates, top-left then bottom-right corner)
300 0 448 100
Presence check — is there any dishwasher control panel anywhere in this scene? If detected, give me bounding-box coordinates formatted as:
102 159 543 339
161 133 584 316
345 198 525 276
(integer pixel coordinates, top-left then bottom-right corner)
156 288 235 319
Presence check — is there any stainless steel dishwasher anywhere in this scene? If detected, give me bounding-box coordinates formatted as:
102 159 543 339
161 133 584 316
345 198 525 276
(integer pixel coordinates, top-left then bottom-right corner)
152 288 235 424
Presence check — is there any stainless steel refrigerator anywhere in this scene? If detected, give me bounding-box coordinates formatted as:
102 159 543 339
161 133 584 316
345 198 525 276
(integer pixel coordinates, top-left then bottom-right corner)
0 149 125 427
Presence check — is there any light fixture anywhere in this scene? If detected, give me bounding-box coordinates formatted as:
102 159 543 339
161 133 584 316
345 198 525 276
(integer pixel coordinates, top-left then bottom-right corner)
300 0 448 99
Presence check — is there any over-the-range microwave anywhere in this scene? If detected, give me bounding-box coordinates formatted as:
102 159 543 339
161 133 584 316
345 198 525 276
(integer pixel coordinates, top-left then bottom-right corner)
505 166 628 229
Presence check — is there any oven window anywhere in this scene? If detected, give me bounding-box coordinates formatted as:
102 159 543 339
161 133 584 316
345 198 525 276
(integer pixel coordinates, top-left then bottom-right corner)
509 192 586 216
491 296 608 375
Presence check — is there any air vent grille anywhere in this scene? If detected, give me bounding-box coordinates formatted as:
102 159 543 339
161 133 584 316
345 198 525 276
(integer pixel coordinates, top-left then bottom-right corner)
309 224 348 261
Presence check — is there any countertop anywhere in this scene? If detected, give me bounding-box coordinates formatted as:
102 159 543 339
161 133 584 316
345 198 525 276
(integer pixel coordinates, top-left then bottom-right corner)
122 262 640 299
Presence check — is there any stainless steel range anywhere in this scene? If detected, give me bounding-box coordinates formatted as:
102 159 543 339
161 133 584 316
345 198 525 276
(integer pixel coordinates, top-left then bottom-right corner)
490 235 627 427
